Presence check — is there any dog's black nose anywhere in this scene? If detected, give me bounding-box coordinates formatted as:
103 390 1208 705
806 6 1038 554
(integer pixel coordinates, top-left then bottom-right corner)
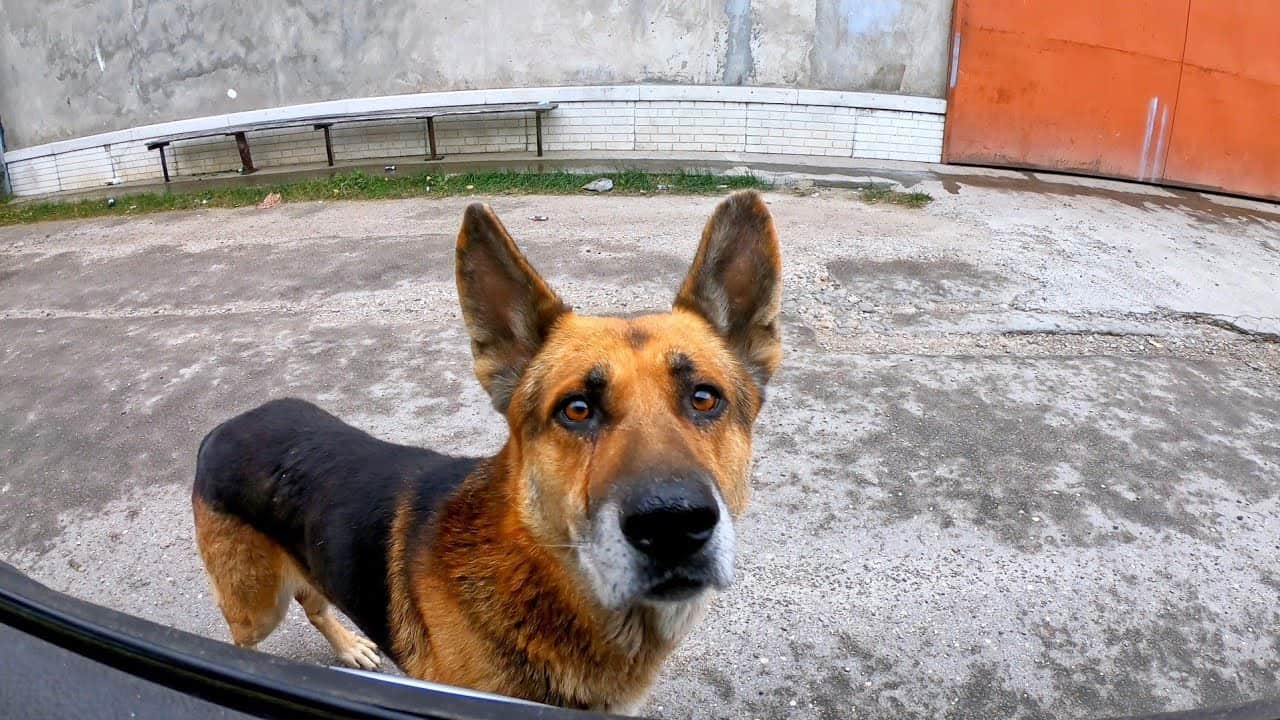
620 477 719 563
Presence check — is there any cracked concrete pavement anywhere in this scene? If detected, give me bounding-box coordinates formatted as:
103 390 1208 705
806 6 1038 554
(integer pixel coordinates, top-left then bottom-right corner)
1 169 1278 720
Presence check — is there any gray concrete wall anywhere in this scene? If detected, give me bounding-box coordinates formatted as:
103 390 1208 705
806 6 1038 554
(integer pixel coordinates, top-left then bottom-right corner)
0 0 953 149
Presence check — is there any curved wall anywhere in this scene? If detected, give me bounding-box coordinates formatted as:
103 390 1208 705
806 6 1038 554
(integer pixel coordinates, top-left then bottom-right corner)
0 0 952 149
1 85 948 197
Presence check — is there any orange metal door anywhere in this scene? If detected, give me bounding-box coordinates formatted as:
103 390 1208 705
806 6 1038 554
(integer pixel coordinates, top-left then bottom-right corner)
944 0 1280 200
944 0 1189 181
1160 1 1280 200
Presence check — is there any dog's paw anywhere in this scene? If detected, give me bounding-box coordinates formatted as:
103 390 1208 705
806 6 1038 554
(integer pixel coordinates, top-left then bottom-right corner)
338 636 381 670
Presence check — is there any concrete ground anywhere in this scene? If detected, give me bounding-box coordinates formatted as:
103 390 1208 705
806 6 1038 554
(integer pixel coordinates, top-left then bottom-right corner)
1 168 1278 720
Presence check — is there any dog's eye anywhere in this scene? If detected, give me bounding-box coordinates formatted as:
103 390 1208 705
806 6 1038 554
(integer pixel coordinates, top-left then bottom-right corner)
689 385 722 414
558 397 594 426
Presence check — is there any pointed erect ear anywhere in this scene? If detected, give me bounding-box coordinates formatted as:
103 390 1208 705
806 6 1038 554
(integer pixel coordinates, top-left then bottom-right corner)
674 190 783 388
456 203 569 413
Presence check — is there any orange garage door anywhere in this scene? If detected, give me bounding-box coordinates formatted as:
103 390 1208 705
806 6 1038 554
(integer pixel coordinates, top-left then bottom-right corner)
943 0 1280 201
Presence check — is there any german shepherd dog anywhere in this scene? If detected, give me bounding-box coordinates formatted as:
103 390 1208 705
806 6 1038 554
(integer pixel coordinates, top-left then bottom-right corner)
192 191 782 712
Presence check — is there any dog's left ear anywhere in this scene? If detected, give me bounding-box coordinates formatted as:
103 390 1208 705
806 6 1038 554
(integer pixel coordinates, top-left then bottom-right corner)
456 203 570 413
674 190 782 387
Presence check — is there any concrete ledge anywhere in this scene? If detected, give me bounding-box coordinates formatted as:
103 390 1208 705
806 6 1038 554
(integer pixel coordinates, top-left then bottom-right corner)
3 85 946 162
7 150 943 204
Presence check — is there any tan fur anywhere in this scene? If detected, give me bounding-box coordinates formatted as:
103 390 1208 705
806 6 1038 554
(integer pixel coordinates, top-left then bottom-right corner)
386 494 432 673
391 468 680 710
193 497 379 669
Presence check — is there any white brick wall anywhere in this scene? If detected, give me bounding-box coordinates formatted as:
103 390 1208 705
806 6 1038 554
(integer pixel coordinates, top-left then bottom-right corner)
250 126 328 167
7 155 59 196
107 142 159 186
746 104 857 157
543 102 634 152
853 109 944 162
3 87 946 197
53 148 115 192
433 115 531 155
170 135 243 177
331 119 425 163
636 101 746 153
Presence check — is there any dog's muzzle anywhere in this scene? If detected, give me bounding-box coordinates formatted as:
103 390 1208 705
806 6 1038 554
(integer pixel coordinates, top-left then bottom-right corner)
577 472 735 612
619 476 723 601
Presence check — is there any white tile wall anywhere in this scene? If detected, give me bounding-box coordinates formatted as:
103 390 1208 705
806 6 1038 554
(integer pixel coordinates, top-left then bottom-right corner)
636 101 747 153
169 135 244 177
5 96 945 197
107 142 160 186
330 119 425 163
853 109 945 162
745 104 857 157
542 102 635 152
52 148 116 192
433 115 531 155
249 126 329 167
7 155 60 196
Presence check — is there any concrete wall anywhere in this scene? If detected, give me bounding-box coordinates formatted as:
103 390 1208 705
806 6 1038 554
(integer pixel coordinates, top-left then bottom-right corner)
0 0 953 149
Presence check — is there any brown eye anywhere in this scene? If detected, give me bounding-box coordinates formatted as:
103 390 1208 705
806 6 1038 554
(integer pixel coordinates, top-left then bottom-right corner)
690 386 722 414
559 397 594 425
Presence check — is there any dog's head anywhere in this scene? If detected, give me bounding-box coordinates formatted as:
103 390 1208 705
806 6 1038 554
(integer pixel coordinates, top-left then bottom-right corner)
455 191 781 614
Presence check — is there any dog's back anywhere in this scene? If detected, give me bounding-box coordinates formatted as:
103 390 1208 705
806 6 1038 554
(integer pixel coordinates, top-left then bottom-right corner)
193 398 477 652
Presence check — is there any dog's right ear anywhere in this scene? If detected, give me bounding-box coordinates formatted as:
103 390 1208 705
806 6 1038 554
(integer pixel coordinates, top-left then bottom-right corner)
456 203 569 413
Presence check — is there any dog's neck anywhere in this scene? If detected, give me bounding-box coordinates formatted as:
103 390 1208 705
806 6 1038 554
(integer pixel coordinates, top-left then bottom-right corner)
427 447 685 709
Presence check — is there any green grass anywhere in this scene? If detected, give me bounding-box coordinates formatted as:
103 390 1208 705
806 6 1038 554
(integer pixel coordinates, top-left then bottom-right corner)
0 170 767 227
858 185 933 209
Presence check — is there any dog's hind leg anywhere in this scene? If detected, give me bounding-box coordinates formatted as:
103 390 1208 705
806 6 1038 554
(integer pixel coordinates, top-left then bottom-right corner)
193 498 292 648
294 583 381 670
